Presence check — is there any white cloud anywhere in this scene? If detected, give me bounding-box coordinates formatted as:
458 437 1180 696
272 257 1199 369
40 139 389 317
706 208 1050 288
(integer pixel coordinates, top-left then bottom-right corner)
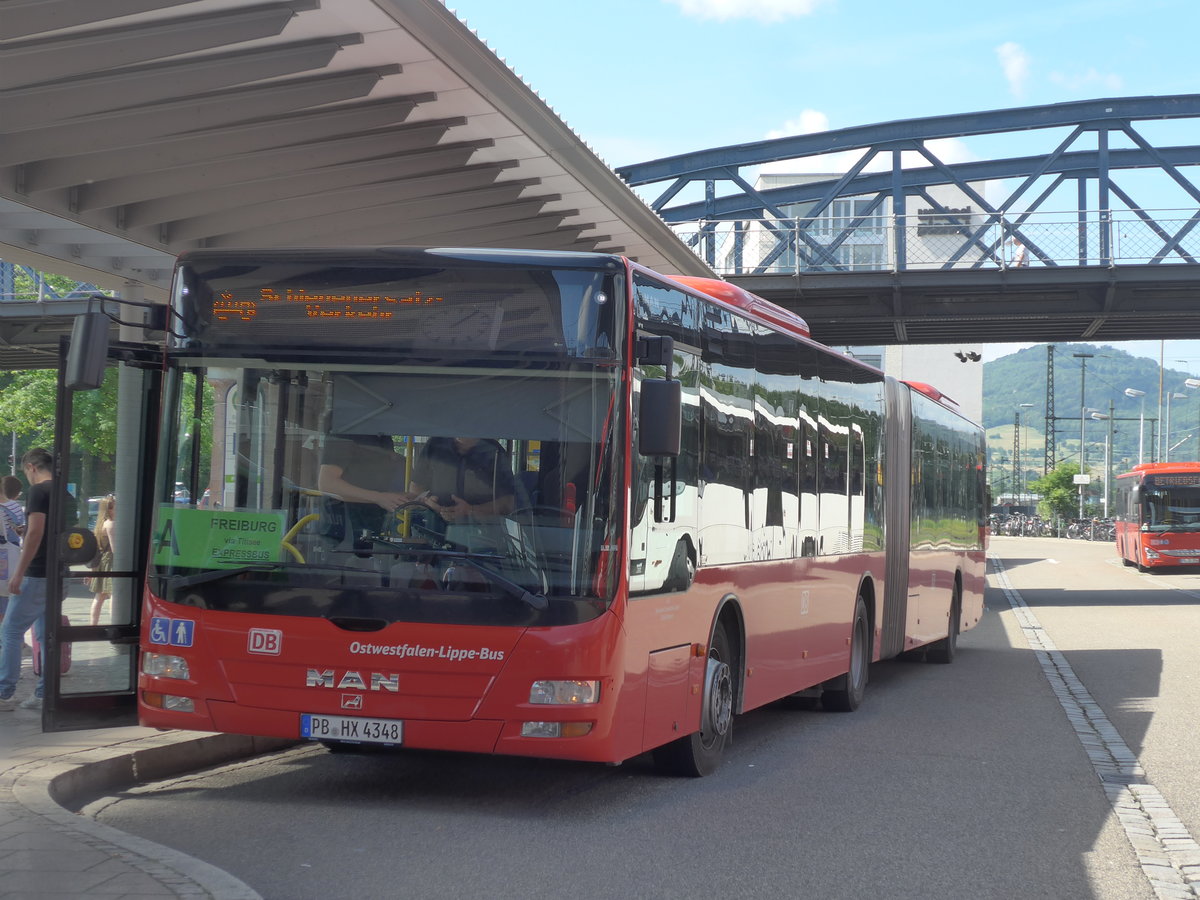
996 41 1031 97
1048 68 1124 93
765 110 830 140
664 0 823 23
758 110 977 175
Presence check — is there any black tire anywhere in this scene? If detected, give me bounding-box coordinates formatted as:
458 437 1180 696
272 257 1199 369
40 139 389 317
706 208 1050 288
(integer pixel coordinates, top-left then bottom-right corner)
664 540 696 592
926 585 961 665
822 596 869 711
653 625 735 777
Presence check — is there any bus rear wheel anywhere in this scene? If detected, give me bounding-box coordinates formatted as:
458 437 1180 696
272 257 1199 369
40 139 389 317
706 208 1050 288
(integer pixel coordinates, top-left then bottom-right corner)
653 625 734 777
822 596 869 712
926 586 961 665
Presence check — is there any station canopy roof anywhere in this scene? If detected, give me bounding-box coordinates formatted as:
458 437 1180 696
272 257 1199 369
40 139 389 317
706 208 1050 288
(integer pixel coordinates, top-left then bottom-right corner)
0 0 711 313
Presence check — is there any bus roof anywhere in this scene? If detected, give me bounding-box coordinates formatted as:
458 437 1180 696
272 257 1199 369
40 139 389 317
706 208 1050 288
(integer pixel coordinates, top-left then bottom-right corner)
1117 462 1200 478
903 380 960 409
667 275 811 339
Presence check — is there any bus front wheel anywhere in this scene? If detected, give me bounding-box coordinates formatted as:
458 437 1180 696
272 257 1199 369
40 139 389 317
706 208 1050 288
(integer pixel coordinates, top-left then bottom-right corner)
653 625 734 777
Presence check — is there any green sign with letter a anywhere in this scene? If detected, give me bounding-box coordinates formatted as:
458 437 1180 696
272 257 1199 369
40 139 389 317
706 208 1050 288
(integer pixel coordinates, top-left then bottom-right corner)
152 506 287 568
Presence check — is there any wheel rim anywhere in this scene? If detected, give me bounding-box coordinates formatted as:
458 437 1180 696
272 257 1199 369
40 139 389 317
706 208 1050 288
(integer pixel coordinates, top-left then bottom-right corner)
701 656 732 746
850 615 867 690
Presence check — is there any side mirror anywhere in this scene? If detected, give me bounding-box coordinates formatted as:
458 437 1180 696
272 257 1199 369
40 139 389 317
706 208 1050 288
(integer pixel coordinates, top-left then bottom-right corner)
65 311 110 390
639 379 681 457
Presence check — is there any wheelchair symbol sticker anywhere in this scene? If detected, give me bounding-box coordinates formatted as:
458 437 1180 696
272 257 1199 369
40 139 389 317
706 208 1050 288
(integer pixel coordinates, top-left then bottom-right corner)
148 616 195 647
149 617 171 645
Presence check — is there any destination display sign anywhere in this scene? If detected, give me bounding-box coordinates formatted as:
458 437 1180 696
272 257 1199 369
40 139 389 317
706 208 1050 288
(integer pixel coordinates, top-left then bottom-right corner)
1146 474 1200 487
212 287 444 325
174 257 614 356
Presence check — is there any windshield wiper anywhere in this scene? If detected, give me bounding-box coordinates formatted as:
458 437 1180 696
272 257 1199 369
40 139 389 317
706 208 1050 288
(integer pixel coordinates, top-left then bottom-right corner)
451 554 549 611
370 539 548 610
166 563 291 590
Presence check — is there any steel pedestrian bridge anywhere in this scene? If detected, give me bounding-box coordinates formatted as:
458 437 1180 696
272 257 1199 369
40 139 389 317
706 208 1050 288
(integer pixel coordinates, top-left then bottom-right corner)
617 95 1200 347
1 0 1199 364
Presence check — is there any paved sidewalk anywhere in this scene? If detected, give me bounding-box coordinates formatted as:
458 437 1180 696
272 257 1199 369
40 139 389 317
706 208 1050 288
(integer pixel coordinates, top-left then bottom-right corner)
1 686 291 899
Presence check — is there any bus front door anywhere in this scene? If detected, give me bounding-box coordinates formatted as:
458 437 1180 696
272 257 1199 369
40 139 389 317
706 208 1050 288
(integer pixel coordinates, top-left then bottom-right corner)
41 331 163 731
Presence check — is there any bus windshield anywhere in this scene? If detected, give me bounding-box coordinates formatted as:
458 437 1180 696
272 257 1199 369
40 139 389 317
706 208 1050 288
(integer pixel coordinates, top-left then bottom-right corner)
150 359 623 628
1141 486 1200 532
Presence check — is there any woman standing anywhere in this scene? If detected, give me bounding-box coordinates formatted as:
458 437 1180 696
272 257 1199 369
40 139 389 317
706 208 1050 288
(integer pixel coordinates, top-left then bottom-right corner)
0 476 25 628
89 496 115 627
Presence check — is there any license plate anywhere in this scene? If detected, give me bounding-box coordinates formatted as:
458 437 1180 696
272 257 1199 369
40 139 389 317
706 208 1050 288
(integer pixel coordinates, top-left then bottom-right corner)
301 713 403 745
1180 558 1199 564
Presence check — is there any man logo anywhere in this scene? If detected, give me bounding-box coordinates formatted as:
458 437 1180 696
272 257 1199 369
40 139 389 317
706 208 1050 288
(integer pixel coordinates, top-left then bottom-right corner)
248 628 282 655
341 694 364 710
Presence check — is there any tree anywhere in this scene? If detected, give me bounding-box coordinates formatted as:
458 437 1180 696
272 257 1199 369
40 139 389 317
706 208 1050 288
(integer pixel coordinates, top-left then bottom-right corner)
0 368 119 460
1028 463 1082 521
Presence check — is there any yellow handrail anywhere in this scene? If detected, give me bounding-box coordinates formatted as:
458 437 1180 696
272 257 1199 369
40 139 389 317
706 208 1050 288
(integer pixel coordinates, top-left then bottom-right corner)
280 513 320 564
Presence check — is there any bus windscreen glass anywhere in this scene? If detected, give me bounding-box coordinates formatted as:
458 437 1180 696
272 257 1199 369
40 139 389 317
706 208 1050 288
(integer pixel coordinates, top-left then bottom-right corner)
1141 475 1200 531
150 361 622 628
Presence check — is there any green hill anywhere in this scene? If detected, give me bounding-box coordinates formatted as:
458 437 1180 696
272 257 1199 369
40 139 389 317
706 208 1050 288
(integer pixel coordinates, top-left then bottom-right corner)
983 342 1199 491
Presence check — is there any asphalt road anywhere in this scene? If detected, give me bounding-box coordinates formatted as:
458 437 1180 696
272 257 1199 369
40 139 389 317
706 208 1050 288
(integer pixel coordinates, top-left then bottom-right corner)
87 537 1200 900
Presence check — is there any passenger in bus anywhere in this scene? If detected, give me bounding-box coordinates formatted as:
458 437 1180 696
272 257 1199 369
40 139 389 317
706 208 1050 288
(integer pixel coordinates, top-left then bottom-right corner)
317 433 411 541
409 437 516 523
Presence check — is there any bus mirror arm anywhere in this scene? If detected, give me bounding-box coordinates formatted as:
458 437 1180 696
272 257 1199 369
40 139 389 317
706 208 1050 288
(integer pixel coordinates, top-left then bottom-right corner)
636 335 674 373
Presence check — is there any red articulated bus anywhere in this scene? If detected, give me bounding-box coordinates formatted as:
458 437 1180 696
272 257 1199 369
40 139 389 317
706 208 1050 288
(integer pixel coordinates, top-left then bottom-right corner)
134 248 986 776
1114 462 1200 570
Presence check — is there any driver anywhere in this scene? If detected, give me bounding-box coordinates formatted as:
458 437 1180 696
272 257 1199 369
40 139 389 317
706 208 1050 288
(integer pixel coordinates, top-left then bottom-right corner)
409 437 516 524
317 433 412 541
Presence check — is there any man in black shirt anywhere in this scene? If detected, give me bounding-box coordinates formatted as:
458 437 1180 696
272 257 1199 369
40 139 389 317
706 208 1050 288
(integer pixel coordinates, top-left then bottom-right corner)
409 437 517 523
0 448 62 710
317 434 411 542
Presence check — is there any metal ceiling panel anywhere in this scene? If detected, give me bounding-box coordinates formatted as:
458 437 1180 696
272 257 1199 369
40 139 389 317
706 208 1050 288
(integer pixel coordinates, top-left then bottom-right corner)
0 0 710 311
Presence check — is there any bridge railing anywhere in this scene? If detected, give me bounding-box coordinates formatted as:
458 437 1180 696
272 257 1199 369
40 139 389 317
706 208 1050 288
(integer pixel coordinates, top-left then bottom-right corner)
673 209 1200 275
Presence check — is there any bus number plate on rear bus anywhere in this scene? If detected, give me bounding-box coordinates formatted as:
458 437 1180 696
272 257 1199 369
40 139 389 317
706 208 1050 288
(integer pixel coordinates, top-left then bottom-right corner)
301 714 403 745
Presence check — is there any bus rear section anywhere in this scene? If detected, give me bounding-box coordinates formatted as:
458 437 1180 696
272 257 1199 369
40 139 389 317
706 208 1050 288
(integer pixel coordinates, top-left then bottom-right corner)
1114 463 1200 569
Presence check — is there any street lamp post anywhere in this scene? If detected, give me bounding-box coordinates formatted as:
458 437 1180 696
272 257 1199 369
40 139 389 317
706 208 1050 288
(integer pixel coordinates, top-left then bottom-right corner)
1165 392 1187 462
1091 410 1112 517
1075 353 1094 517
1019 402 1034 506
1186 379 1200 460
1124 387 1146 464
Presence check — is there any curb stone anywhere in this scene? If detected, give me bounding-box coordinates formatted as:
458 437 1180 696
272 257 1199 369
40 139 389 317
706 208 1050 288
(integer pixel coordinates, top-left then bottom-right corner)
7 731 296 899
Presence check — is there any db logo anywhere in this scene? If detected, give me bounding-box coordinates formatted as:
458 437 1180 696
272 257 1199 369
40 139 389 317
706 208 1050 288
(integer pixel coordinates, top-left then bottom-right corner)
247 628 283 655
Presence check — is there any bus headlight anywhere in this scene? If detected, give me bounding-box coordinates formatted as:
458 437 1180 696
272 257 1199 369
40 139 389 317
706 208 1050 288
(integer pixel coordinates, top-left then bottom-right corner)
1144 548 1161 560
142 652 190 680
520 721 593 738
142 691 195 712
529 680 600 704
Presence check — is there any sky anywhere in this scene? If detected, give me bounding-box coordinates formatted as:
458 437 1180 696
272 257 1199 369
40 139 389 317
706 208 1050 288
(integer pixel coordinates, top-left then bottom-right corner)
446 0 1200 370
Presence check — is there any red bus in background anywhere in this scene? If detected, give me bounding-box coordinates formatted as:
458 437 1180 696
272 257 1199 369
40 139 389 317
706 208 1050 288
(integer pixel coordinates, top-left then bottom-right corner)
1114 462 1200 570
136 248 986 776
